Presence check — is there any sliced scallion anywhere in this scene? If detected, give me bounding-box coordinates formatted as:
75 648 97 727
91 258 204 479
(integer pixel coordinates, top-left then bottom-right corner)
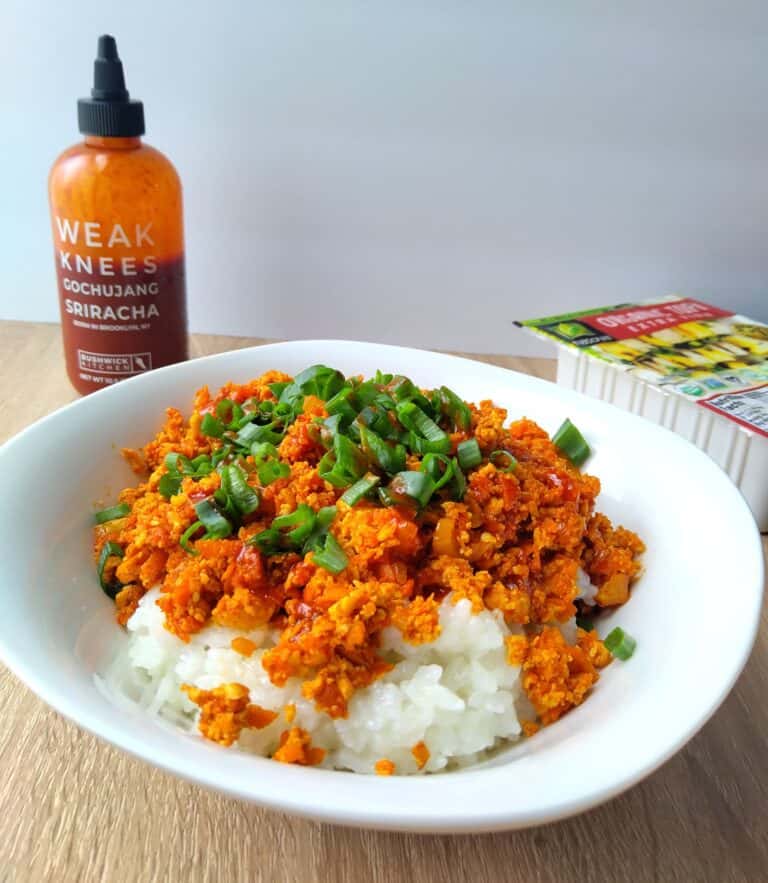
222 464 260 515
451 458 467 500
318 434 367 488
97 541 124 598
359 425 406 474
396 401 450 455
189 454 214 476
93 502 130 525
272 503 316 547
378 486 400 507
200 413 225 438
575 615 595 632
210 444 232 468
257 459 290 486
302 505 338 554
552 418 591 467
388 471 436 508
490 450 518 473
194 499 233 539
215 399 244 427
387 376 432 412
180 520 203 555
312 532 348 574
325 386 357 424
603 626 636 661
456 438 482 470
158 471 182 499
340 473 381 506
248 527 282 555
437 385 472 431
251 441 279 461
420 453 454 491
236 420 282 448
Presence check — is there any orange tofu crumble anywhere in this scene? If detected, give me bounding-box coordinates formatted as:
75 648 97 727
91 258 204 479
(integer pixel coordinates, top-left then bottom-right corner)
411 741 430 770
273 727 325 766
181 683 277 747
230 636 257 657
375 759 396 776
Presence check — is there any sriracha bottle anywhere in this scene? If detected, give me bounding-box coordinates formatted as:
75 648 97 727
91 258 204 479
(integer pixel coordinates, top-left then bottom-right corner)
48 35 188 395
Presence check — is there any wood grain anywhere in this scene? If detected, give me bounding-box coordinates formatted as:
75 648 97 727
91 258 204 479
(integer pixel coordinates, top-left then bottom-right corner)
0 321 765 883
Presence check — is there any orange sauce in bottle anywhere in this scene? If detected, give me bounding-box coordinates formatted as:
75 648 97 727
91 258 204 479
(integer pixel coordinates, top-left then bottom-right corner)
48 35 187 395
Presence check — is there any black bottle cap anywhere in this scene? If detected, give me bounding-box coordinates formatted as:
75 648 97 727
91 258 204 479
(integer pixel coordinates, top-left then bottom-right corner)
77 35 145 137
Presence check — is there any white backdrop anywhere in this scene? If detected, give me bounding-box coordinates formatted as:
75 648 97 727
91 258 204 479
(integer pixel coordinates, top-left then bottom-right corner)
1 1 766 355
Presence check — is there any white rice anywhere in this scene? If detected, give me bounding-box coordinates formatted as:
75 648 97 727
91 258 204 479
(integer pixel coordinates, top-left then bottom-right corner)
102 569 598 775
103 588 531 774
575 566 598 606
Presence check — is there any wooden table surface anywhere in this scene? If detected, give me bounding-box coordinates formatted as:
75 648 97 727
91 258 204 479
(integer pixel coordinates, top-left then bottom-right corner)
1 320 766 883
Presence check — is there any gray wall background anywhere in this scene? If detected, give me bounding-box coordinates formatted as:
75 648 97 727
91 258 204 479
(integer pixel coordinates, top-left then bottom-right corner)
1 1 766 355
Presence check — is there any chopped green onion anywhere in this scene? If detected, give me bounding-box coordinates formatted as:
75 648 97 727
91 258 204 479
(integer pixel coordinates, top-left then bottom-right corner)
180 520 203 555
302 505 338 554
490 450 518 473
292 365 346 401
222 464 260 515
93 502 130 524
236 420 283 447
388 471 436 508
200 413 225 438
341 473 381 506
356 405 397 439
320 413 345 447
354 379 387 409
316 505 338 530
437 385 472 431
163 452 188 476
396 401 450 455
359 425 406 474
575 615 595 632
335 433 366 476
377 486 400 507
277 381 304 412
210 444 232 468
250 441 279 461
451 457 467 500
257 459 290 485
97 541 124 598
158 471 183 499
420 453 454 491
456 438 482 470
272 503 317 546
215 399 244 427
552 418 591 467
194 500 233 539
312 532 348 574
325 386 357 424
273 402 294 421
318 434 367 488
213 487 239 522
250 503 336 555
387 376 432 412
249 526 282 555
190 453 213 473
603 626 636 661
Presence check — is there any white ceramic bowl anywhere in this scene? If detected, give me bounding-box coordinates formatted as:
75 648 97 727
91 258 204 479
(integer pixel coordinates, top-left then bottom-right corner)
0 341 762 833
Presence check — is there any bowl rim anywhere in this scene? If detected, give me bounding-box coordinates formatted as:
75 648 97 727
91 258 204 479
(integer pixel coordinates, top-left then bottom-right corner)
0 338 763 833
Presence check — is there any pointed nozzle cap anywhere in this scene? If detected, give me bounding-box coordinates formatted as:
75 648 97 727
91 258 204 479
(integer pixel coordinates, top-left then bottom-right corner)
77 34 145 137
91 34 129 101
